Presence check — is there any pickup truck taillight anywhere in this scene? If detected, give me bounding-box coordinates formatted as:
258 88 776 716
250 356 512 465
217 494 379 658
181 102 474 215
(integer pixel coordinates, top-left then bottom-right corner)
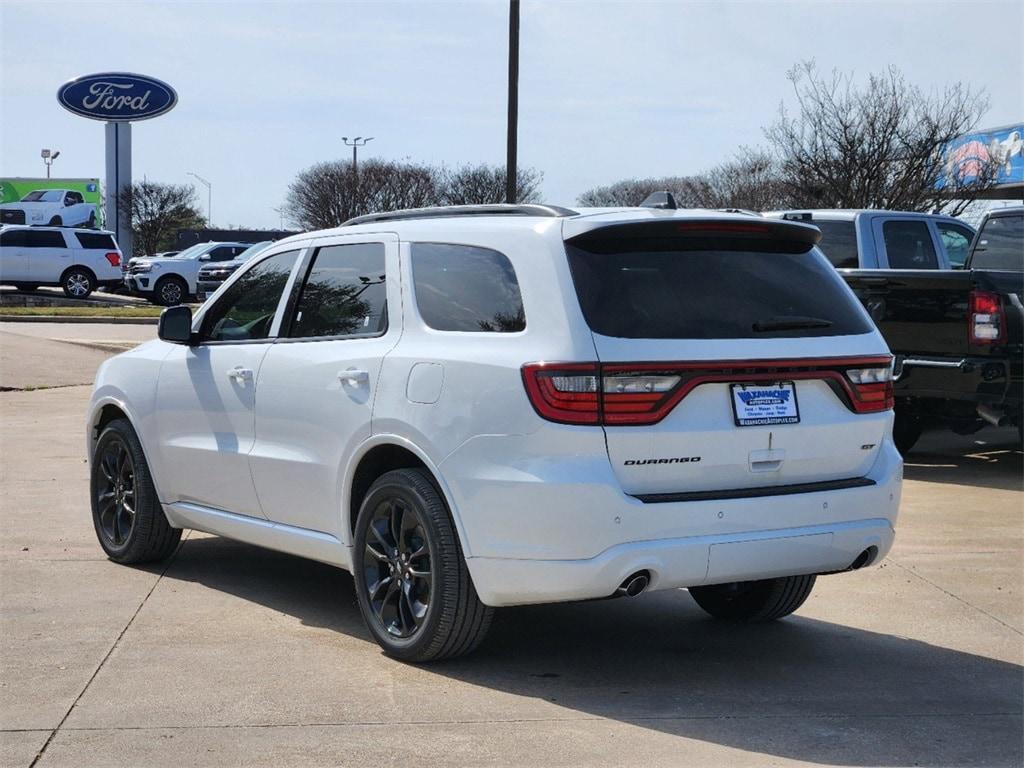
969 290 1005 345
105 252 121 267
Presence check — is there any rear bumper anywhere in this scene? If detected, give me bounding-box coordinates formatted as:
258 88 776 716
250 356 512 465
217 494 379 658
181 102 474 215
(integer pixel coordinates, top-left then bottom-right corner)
895 354 1021 411
469 517 894 606
445 432 903 607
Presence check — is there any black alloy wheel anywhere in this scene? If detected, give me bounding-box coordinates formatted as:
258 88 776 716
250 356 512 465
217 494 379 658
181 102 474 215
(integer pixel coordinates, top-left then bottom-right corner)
362 497 433 638
95 436 137 548
353 468 493 662
90 418 181 563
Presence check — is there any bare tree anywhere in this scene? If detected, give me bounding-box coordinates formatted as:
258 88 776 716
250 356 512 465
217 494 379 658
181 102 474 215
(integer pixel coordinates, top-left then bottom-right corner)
698 149 794 212
440 164 542 205
576 149 793 211
577 176 714 207
118 181 206 257
284 159 445 230
765 61 996 214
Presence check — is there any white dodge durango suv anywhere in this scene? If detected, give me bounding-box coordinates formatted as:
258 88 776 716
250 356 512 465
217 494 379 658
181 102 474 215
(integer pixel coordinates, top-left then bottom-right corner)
86 204 902 661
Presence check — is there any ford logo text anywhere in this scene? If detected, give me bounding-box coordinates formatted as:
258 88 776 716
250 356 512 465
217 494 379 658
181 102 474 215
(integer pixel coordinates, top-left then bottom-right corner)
57 72 177 122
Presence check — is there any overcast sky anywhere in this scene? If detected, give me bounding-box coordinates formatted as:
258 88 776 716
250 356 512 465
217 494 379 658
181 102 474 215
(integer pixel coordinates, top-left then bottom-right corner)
2 0 1021 229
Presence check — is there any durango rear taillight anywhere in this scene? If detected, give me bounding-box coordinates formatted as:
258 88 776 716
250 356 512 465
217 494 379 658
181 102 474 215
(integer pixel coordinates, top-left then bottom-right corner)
105 252 121 267
524 356 895 426
969 290 1005 345
521 364 601 425
845 364 894 413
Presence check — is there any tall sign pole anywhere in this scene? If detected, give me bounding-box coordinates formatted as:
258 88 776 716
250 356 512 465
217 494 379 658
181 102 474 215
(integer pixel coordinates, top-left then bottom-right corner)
104 123 132 258
57 72 177 256
505 0 520 204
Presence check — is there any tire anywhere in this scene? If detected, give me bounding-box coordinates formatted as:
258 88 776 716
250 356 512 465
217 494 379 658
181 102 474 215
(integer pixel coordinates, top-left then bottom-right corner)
61 267 95 299
893 405 923 455
13 283 38 292
48 215 63 226
154 275 187 306
353 468 493 662
90 418 181 564
689 575 816 622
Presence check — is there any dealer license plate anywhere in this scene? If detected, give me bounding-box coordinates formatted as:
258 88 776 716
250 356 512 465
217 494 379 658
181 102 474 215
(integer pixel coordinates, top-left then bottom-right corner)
730 382 800 426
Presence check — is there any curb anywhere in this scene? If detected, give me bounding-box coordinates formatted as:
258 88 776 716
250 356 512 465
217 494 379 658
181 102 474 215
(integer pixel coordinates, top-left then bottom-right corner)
0 315 159 325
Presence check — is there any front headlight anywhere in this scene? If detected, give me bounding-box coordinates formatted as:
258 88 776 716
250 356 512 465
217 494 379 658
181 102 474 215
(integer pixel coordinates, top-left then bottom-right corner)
133 264 153 273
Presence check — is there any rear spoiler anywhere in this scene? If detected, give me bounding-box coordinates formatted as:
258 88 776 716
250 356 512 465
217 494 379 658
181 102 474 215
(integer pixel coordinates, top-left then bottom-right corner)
563 216 822 253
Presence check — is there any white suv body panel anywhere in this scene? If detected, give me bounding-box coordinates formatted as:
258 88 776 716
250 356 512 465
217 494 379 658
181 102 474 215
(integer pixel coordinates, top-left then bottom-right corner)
87 209 902 607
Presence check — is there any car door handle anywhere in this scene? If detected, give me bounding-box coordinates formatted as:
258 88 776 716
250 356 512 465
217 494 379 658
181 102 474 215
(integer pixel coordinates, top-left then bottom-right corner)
227 366 254 382
338 369 369 386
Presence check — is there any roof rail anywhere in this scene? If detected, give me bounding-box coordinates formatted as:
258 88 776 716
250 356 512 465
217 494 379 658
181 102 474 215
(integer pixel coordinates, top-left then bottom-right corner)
718 208 763 217
342 203 578 227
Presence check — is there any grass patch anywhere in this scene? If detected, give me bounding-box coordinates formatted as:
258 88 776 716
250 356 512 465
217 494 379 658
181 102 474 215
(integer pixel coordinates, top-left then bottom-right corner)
0 305 163 318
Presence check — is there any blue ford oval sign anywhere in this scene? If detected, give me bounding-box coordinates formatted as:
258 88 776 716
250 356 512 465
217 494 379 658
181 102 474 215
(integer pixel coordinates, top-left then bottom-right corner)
57 72 177 122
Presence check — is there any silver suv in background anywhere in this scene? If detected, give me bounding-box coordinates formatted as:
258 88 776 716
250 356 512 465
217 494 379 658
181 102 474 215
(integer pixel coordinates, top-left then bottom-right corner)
195 241 274 300
124 241 250 305
0 225 123 298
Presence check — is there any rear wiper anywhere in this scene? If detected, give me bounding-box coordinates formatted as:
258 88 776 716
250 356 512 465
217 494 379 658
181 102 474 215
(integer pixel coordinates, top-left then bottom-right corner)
752 316 833 332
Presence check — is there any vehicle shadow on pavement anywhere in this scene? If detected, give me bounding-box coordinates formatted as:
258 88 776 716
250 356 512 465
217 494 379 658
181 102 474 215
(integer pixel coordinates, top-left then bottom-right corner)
165 536 1023 767
903 427 1022 492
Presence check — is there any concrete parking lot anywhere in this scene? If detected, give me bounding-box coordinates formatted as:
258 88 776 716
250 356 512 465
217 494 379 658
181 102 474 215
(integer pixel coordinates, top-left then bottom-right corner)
1 324 1021 767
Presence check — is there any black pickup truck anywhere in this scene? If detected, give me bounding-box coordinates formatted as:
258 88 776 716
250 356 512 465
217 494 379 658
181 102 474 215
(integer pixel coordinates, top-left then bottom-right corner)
841 206 1023 452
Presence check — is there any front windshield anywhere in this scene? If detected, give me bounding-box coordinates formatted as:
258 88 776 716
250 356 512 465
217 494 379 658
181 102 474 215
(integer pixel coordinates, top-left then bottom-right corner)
22 190 62 202
171 243 213 260
236 241 272 261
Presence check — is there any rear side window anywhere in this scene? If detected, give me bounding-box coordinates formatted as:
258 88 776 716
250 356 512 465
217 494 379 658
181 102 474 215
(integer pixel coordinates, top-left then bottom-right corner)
24 230 66 248
936 222 975 268
881 220 938 269
972 214 1023 271
202 250 299 342
75 232 117 250
565 230 872 339
0 230 25 247
812 220 859 268
289 243 387 338
411 243 525 332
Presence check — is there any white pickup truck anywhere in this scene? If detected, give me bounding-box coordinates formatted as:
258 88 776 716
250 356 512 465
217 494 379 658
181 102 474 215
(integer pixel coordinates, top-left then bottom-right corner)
0 189 97 228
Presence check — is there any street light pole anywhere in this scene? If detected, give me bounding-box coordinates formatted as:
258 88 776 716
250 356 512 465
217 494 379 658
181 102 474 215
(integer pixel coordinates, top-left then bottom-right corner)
187 172 212 225
341 136 374 176
41 149 61 179
506 0 520 204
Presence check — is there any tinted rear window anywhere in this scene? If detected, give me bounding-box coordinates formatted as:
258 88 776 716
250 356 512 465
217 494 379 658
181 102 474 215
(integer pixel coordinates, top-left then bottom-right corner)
972 214 1023 271
289 243 387 338
565 233 872 339
812 220 859 267
881 220 938 269
75 232 116 250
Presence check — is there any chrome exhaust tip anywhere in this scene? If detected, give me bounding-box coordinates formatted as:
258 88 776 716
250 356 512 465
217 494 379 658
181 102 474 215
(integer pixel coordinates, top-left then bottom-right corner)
614 571 650 598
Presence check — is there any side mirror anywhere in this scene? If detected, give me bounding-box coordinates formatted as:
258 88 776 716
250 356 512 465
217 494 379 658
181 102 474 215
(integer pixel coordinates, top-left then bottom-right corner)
199 254 212 261
158 305 194 344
